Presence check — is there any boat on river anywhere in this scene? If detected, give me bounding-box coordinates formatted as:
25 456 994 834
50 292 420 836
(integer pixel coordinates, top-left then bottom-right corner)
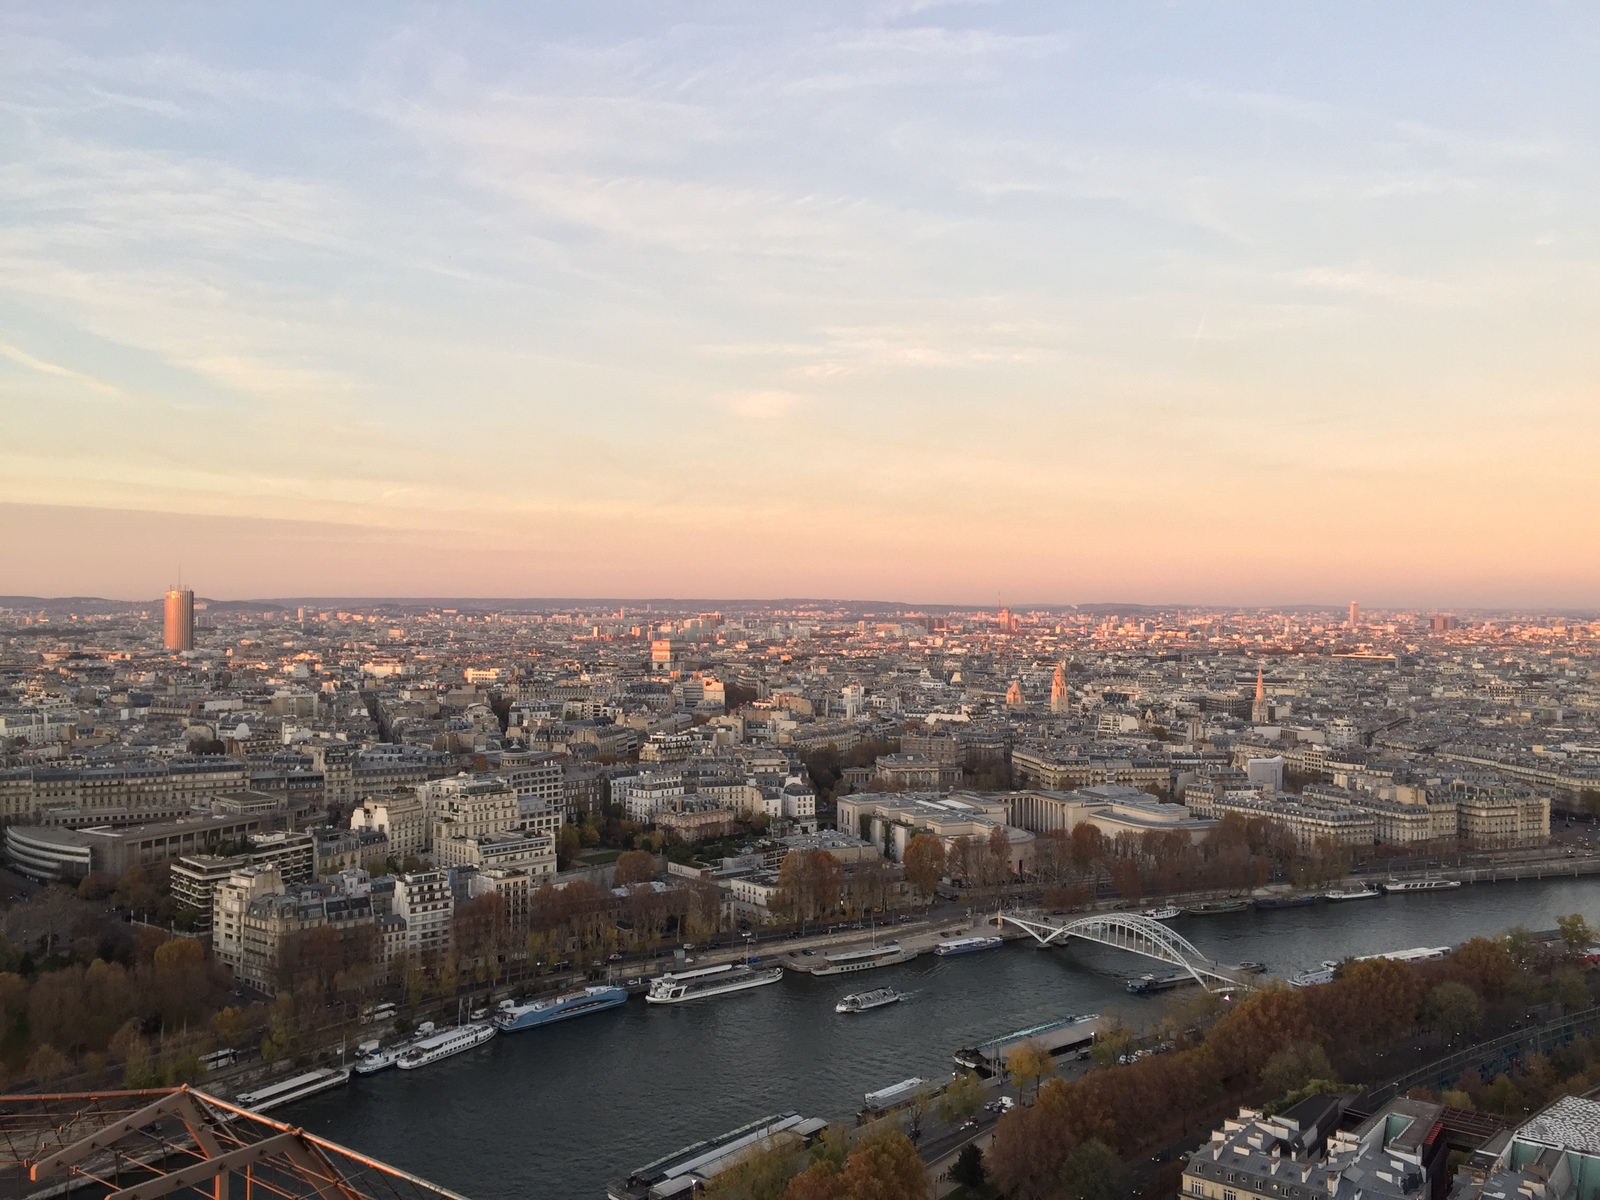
354 1045 401 1075
1356 945 1452 965
1323 885 1380 902
805 942 919 976
1126 972 1194 994
1141 905 1181 921
396 1022 497 1070
836 987 905 1014
1382 878 1462 894
1183 899 1249 916
1289 960 1341 988
355 1021 438 1075
1254 894 1318 911
496 985 628 1032
237 1067 351 1111
934 936 1003 956
646 963 783 1004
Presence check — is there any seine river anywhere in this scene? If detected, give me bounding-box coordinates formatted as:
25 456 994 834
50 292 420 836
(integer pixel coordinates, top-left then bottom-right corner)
294 877 1597 1200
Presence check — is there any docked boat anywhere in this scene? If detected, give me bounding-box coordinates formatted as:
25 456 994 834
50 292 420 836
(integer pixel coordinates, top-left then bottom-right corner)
645 963 783 1004
806 942 919 976
1356 945 1452 965
1381 878 1462 894
1127 972 1193 994
496 985 629 1032
1141 905 1181 921
1254 894 1318 910
236 1067 351 1111
836 987 905 1014
354 1045 400 1075
934 936 1003 957
1183 900 1249 916
955 1014 1101 1074
354 1022 435 1075
396 1022 497 1070
1289 960 1340 988
1323 886 1380 902
863 1078 928 1113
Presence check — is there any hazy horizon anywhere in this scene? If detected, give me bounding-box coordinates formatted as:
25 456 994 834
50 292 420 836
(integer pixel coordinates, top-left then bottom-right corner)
4 580 1596 619
3 4 1598 605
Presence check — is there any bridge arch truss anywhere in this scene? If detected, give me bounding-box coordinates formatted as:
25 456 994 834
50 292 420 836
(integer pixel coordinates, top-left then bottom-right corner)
998 911 1252 990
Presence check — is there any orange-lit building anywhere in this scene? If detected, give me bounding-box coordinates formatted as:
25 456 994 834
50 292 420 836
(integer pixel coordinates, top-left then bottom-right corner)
163 587 194 651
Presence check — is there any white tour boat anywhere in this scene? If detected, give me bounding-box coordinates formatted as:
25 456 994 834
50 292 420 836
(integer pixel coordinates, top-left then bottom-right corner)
807 942 919 976
1381 878 1462 894
1322 886 1380 902
395 1022 497 1070
836 987 906 1014
1288 961 1341 988
645 963 784 1004
236 1067 351 1111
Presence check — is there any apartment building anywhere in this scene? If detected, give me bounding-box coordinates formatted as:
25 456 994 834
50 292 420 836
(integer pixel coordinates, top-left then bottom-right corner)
170 830 316 927
429 775 518 848
613 772 685 823
433 829 555 878
1011 746 1170 795
392 869 453 959
1452 786 1550 847
1213 792 1376 850
349 793 428 859
0 758 250 824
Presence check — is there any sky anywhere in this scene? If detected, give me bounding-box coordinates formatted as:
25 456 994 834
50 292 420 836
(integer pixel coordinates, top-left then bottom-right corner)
1 3 1597 608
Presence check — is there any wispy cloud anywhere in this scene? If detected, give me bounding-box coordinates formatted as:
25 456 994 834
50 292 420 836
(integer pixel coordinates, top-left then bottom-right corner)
0 340 128 398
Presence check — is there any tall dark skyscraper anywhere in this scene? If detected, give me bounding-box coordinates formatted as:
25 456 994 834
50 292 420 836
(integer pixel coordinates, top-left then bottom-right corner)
164 587 194 651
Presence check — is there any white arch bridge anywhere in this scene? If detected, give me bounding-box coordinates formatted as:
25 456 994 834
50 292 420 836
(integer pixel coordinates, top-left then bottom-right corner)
998 911 1257 991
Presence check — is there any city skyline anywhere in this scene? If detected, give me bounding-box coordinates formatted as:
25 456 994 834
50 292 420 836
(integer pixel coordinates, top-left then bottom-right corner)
4 4 1599 605
4 589 1597 619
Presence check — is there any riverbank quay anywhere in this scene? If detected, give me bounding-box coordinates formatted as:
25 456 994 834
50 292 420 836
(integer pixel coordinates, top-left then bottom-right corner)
933 843 1600 919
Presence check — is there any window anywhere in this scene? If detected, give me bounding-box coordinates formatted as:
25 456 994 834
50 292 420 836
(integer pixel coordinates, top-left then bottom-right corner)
1224 1192 1237 1200
1189 1182 1204 1197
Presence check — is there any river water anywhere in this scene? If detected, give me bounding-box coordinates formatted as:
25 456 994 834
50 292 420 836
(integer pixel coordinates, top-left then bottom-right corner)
294 878 1598 1200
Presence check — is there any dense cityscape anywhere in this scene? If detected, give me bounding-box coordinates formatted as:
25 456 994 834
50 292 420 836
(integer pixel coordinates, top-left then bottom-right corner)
5 3 1600 1199
0 594 1597 1198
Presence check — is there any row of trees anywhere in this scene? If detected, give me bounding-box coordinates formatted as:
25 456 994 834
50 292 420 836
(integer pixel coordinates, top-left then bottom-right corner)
269 853 714 1005
705 1128 925 1200
986 933 1593 1200
770 850 906 924
0 926 235 1089
1030 813 1349 907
